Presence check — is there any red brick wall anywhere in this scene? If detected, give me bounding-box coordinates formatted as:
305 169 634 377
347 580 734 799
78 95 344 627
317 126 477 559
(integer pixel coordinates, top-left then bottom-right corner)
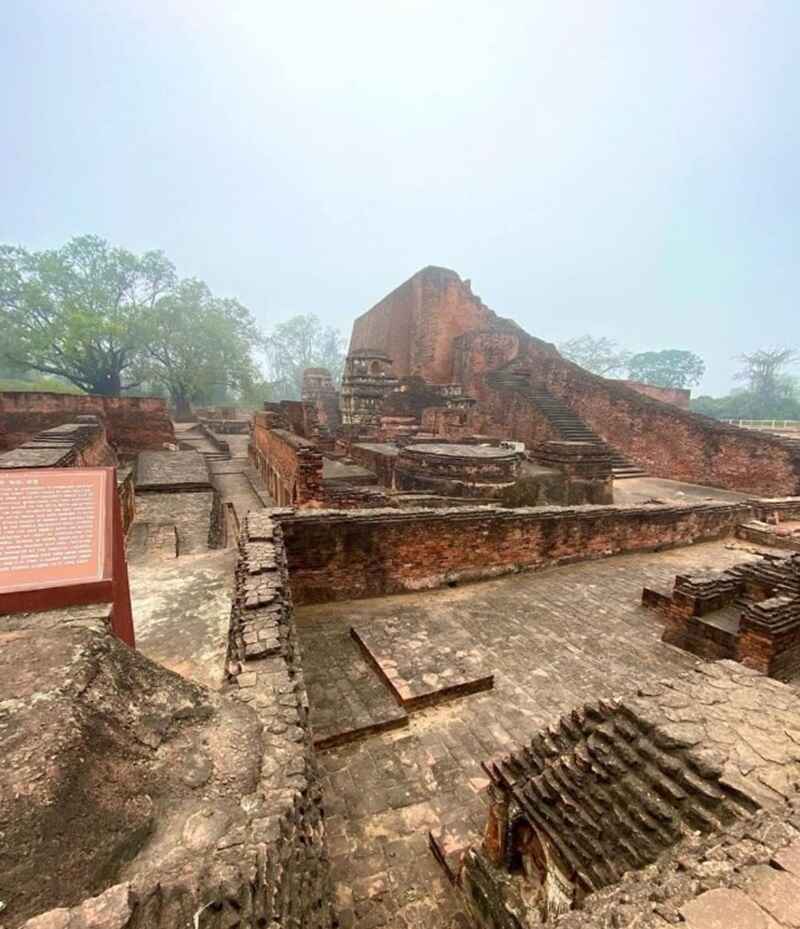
0 392 174 457
349 267 497 383
280 502 751 605
525 346 800 495
621 380 691 410
422 385 558 451
250 414 322 506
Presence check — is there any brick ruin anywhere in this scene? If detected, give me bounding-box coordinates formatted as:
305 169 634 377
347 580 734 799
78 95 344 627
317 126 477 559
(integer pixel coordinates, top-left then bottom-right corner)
5 267 800 929
0 391 175 459
453 662 800 928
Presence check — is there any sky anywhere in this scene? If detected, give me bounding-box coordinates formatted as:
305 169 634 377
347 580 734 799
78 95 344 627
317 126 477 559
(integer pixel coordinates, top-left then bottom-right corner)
1 1 798 395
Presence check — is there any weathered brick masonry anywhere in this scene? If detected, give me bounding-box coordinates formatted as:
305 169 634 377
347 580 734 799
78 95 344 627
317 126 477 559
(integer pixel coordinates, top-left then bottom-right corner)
250 413 323 506
530 346 800 496
350 266 800 496
11 511 334 929
279 501 752 605
0 392 175 458
0 417 116 470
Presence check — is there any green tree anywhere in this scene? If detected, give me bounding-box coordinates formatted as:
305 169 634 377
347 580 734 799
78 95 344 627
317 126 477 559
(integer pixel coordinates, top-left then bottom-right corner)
264 314 346 400
139 278 264 418
627 349 705 389
558 335 631 376
734 348 799 404
0 235 175 395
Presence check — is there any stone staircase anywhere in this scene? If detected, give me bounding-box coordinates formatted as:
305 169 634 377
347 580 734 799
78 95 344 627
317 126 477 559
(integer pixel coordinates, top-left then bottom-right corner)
487 366 647 478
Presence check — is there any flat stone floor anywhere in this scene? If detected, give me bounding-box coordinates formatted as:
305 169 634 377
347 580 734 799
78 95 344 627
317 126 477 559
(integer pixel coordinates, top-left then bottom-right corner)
131 548 235 691
300 621 408 749
295 540 775 929
351 615 493 710
613 475 751 506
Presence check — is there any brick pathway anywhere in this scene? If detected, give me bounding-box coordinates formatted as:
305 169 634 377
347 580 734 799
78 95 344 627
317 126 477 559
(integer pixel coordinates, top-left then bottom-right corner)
295 541 771 928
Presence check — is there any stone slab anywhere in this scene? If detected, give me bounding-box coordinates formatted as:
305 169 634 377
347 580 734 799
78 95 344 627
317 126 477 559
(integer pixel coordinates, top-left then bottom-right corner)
736 865 800 928
681 888 781 929
773 840 800 880
297 620 408 749
350 615 494 710
135 450 211 492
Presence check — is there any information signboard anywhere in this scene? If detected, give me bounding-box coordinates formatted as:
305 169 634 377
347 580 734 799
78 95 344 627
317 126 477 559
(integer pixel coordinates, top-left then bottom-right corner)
0 467 135 646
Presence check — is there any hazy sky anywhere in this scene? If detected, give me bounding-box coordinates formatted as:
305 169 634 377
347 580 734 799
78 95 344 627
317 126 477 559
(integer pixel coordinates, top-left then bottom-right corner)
2 1 798 394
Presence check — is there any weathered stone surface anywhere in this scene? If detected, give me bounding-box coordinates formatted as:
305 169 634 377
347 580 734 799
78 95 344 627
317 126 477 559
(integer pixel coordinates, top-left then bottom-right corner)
680 888 780 929
135 450 211 492
301 539 768 928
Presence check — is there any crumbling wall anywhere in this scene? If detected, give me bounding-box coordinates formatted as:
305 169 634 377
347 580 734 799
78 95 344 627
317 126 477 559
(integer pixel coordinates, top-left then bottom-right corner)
249 414 323 506
349 267 800 496
0 392 175 458
8 513 335 929
461 662 800 926
279 501 751 605
0 417 117 470
349 266 500 383
525 344 800 496
621 379 691 409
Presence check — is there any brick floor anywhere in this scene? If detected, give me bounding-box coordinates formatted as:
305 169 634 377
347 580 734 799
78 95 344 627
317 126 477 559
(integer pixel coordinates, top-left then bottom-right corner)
295 541 774 929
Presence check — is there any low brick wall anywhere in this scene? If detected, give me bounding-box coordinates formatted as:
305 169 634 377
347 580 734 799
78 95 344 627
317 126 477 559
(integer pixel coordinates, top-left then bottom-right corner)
0 418 117 470
0 392 175 458
221 510 334 929
16 510 335 929
250 414 323 506
279 501 752 605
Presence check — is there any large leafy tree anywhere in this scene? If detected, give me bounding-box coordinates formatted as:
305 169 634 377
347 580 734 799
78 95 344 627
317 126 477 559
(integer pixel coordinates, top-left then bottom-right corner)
558 335 631 376
627 349 705 389
0 235 175 395
734 348 799 404
264 314 346 400
139 279 264 417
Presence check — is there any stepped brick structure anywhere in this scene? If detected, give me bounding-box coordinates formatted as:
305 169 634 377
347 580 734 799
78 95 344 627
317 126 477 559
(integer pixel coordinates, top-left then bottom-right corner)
349 267 800 495
648 552 800 678
457 662 800 927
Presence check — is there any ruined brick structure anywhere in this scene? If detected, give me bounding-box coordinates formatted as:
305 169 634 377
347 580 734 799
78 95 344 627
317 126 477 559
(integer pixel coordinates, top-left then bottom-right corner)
339 349 398 428
279 500 751 605
0 416 117 470
0 391 175 458
250 412 323 506
349 267 800 495
2 509 335 929
394 443 524 500
302 367 342 439
456 662 800 927
621 379 691 409
652 551 800 679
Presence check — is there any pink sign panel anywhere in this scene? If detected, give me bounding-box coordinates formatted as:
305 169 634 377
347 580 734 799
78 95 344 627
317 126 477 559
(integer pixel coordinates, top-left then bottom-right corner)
0 469 110 594
0 467 133 648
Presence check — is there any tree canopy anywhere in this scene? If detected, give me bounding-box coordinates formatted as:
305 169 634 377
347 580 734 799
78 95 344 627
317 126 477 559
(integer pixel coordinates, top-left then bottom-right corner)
558 335 631 376
0 235 268 404
264 314 346 400
734 348 799 404
138 278 264 416
691 347 799 420
0 235 176 395
627 349 706 389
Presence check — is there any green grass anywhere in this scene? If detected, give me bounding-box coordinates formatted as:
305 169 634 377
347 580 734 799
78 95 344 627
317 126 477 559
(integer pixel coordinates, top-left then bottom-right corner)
0 377 84 394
